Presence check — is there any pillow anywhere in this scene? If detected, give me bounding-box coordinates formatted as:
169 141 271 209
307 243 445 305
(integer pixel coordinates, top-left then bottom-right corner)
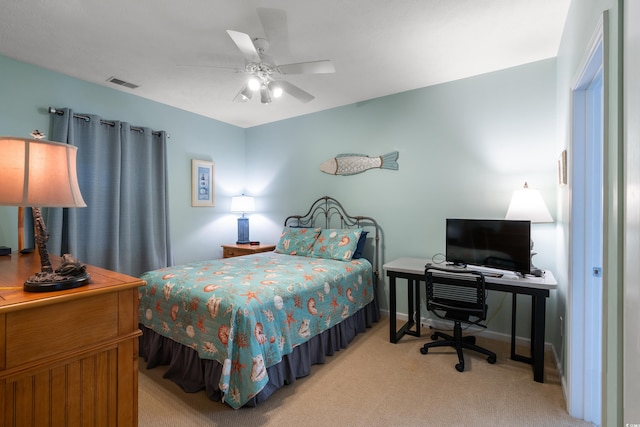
274 227 321 256
352 231 369 259
312 228 362 261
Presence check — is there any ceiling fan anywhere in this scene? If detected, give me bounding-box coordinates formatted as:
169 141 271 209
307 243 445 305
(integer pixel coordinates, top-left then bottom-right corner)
226 8 335 104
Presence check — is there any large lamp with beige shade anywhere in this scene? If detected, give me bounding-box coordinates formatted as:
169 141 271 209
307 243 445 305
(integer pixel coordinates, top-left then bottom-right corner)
505 182 553 277
0 134 90 291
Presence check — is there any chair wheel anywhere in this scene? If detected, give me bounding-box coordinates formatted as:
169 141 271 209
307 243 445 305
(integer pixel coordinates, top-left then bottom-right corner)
487 355 496 364
420 347 428 354
430 333 438 340
455 362 464 372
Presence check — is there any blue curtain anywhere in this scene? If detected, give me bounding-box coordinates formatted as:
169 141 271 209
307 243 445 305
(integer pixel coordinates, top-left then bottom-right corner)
44 108 173 277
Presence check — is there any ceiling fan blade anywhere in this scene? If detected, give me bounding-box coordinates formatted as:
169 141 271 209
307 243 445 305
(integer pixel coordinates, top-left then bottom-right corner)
177 64 243 73
226 30 261 63
278 60 335 75
256 8 290 56
277 80 315 103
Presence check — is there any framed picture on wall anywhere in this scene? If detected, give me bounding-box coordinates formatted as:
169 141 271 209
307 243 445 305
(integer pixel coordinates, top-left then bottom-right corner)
558 149 567 186
192 159 215 207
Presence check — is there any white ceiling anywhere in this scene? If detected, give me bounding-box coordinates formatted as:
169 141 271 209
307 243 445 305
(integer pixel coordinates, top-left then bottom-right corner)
0 0 570 128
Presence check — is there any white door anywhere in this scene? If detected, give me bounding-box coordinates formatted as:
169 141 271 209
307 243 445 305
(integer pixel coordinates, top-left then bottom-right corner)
568 17 604 426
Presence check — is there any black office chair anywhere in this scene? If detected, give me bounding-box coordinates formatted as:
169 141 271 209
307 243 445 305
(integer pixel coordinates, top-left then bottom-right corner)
420 266 497 372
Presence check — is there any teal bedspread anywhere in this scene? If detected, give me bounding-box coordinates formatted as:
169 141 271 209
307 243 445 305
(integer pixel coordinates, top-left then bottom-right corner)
138 252 374 409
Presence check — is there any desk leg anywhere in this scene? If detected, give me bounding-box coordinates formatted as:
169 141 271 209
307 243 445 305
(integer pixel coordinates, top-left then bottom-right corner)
390 275 398 343
510 292 546 383
413 279 420 337
532 295 546 383
510 293 517 360
406 279 421 336
388 275 422 343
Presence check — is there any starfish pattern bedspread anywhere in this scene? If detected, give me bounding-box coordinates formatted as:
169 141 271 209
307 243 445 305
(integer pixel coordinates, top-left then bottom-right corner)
138 252 374 408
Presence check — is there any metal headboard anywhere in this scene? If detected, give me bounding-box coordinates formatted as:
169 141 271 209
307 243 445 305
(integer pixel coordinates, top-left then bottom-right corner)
284 196 381 285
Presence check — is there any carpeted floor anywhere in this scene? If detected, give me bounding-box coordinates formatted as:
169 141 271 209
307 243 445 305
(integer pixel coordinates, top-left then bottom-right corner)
138 317 591 426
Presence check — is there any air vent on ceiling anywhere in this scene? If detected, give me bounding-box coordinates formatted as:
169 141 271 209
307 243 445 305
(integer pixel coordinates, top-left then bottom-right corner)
106 76 139 89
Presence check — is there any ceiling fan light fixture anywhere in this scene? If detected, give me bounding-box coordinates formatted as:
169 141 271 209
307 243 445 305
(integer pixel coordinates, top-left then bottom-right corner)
260 85 272 104
269 82 283 98
247 77 261 91
225 12 335 106
237 86 252 102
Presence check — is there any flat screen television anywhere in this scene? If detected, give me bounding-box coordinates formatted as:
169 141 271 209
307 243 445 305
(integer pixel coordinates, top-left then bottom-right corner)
445 218 531 274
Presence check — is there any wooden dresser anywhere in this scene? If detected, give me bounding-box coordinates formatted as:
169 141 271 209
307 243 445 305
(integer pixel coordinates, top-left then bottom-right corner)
0 252 142 426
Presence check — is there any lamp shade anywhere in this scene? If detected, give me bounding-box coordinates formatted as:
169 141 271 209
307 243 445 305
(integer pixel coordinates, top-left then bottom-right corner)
0 137 86 208
505 182 553 223
231 195 255 213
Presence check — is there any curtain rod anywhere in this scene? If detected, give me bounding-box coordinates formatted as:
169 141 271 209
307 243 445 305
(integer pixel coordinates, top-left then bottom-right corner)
48 107 169 138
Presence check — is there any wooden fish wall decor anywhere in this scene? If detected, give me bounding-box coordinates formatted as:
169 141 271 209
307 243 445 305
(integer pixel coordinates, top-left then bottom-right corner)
320 151 399 176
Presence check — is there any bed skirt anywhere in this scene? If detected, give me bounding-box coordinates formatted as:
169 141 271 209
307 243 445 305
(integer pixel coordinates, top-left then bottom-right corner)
139 298 379 408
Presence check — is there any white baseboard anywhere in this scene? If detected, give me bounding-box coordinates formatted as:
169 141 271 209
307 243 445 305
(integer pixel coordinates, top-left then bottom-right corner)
382 309 555 354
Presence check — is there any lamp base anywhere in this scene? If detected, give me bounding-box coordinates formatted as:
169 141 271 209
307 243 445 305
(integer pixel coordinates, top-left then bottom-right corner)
236 217 250 245
24 272 91 292
529 267 544 277
24 253 91 292
530 250 544 277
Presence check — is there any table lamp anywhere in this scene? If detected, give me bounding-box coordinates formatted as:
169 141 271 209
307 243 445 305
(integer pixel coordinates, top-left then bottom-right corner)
231 195 255 244
0 134 90 292
505 182 553 276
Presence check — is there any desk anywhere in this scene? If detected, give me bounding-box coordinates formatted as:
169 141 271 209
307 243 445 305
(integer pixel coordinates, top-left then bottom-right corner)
383 257 557 383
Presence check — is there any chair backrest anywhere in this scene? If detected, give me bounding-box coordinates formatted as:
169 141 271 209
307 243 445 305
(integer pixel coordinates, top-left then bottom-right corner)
425 266 487 324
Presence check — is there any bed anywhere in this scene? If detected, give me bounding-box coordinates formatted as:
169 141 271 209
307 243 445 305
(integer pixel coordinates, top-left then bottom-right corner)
138 196 380 409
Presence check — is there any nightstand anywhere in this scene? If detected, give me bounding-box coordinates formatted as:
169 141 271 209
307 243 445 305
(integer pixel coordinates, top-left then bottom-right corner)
222 243 276 258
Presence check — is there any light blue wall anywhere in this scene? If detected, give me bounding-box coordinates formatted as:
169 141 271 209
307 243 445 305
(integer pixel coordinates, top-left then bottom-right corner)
0 54 246 265
246 58 559 340
0 53 559 345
